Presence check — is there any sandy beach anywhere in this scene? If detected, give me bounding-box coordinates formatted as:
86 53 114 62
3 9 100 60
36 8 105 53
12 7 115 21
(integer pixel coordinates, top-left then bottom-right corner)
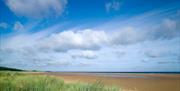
30 72 180 91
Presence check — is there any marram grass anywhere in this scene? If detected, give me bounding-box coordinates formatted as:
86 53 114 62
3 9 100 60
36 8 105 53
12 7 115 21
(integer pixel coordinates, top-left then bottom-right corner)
0 72 120 91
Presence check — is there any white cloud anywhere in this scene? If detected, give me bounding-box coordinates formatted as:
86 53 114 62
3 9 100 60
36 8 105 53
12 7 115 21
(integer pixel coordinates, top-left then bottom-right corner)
163 18 177 30
149 18 180 39
144 50 162 58
1 6 180 71
1 22 179 55
13 21 24 31
5 0 67 18
1 25 180 71
105 0 121 12
39 29 109 52
0 28 143 68
71 50 97 59
0 22 8 29
110 27 145 45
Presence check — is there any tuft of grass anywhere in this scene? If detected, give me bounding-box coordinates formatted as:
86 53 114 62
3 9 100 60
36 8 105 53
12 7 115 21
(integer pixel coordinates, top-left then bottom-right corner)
0 72 120 91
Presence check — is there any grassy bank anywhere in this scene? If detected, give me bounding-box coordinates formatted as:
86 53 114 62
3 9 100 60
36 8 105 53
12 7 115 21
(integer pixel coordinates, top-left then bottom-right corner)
0 71 120 91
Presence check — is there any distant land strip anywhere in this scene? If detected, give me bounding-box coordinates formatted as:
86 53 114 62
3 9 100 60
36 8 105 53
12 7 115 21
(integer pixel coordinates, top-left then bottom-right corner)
0 66 180 74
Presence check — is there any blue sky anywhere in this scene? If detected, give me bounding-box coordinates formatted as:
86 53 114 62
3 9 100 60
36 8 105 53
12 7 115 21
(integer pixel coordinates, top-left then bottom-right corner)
0 0 180 72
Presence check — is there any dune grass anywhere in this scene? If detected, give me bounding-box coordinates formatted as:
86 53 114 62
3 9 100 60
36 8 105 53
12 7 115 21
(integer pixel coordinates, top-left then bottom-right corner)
0 71 120 91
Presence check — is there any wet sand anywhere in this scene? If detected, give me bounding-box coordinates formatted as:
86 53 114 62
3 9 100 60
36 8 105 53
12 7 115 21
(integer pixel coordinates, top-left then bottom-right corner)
30 72 180 91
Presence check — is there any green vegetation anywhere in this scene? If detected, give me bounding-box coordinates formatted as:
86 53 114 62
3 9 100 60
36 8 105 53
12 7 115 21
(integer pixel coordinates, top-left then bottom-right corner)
0 71 120 91
0 66 23 71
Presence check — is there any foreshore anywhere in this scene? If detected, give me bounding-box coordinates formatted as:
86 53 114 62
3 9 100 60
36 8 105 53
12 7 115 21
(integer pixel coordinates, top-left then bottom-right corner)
30 72 180 91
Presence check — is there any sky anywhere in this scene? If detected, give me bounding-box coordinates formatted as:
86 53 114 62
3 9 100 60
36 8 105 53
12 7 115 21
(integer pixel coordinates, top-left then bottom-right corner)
0 0 180 72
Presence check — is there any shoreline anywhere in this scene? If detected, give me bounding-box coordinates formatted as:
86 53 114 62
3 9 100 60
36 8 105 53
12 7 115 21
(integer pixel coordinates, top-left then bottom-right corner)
29 72 180 91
